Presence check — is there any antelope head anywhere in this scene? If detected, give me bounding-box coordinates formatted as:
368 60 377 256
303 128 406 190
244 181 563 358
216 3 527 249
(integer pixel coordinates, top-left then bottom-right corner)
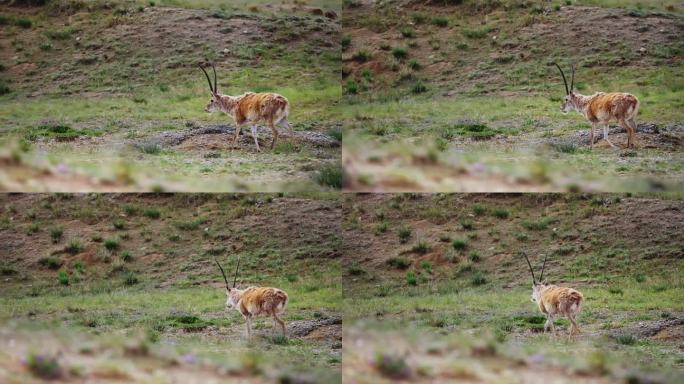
522 252 548 303
555 63 576 113
215 257 241 309
199 64 222 113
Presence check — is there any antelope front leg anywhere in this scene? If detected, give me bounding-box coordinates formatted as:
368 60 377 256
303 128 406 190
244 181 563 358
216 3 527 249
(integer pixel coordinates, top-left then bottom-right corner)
269 121 279 150
231 124 242 149
589 122 596 149
545 314 556 336
568 314 581 335
250 125 261 152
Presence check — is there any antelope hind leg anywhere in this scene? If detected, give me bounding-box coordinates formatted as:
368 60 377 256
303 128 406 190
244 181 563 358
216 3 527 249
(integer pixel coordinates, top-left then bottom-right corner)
279 119 292 136
626 118 638 148
269 122 279 150
250 125 261 152
245 316 252 338
274 314 286 336
603 125 616 148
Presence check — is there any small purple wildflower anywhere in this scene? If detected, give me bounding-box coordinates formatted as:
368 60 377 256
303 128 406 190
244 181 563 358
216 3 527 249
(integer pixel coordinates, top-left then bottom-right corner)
472 163 485 173
182 353 196 364
55 163 69 174
529 354 544 364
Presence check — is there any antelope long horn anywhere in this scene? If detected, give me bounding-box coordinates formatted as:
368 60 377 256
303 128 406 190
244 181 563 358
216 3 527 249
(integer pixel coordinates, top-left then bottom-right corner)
232 256 240 288
539 254 548 282
554 63 569 95
199 64 214 94
215 260 229 289
212 64 218 94
521 252 536 284
570 64 575 92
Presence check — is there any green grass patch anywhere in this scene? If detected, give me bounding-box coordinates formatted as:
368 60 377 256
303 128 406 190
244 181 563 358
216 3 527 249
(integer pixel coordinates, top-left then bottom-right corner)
442 123 504 141
313 164 342 189
24 124 101 142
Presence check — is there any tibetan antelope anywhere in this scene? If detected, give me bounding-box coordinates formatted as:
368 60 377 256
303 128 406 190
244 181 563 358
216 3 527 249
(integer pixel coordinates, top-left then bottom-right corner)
522 253 584 336
555 64 640 149
199 64 291 151
215 258 289 338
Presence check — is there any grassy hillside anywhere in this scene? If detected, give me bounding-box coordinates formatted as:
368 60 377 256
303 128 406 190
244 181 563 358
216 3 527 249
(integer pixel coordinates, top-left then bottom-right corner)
342 193 684 383
0 0 342 191
342 1 684 192
0 193 341 383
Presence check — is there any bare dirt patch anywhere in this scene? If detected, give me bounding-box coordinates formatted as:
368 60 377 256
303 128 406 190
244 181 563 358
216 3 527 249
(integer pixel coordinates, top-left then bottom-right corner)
137 123 340 152
548 123 683 150
289 314 342 339
610 317 684 343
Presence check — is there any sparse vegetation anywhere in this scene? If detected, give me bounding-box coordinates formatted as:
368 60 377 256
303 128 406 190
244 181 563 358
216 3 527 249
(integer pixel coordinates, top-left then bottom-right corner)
143 208 161 219
58 269 69 286
471 272 487 286
460 219 474 230
391 47 408 59
375 352 410 379
352 49 372 62
387 257 411 270
493 208 510 219
25 352 61 379
314 164 343 189
39 257 62 270
50 226 63 243
65 240 83 255
431 16 448 27
123 272 139 286
104 238 120 251
522 217 556 231
398 225 412 243
412 239 430 254
462 26 492 39
452 238 468 251
121 251 133 262
406 271 417 286
400 28 416 38
15 18 32 29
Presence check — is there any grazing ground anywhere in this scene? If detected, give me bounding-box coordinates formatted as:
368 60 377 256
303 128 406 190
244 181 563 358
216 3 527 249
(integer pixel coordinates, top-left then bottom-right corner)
0 193 342 383
0 0 341 192
342 193 684 383
342 0 683 191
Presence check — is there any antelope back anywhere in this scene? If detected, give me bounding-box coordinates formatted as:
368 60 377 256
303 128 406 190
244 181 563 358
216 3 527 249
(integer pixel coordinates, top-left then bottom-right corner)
539 285 583 314
240 287 288 316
